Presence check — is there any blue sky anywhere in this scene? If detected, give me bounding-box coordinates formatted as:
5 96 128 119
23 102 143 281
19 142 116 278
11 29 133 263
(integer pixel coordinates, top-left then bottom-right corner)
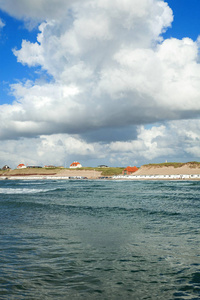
0 0 200 168
164 0 200 40
0 11 39 104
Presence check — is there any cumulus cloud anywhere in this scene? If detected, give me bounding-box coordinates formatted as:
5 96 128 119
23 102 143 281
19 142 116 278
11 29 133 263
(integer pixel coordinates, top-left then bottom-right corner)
0 0 78 22
107 119 200 165
0 0 173 140
0 134 104 168
1 0 200 166
2 119 200 169
10 34 200 139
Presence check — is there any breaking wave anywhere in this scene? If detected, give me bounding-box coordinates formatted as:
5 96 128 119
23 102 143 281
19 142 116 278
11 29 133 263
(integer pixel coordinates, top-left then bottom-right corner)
0 187 55 194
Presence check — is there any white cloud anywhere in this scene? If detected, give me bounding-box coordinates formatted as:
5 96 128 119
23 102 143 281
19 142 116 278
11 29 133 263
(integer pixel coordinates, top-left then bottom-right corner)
13 40 45 67
109 125 170 161
106 119 200 165
10 32 200 140
2 119 200 169
1 0 200 166
0 0 78 22
0 134 104 168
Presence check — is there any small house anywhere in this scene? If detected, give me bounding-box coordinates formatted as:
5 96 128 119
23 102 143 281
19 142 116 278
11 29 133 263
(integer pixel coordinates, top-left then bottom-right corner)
27 166 42 168
17 163 26 169
70 161 82 168
122 166 138 175
98 165 108 168
2 165 11 170
44 165 56 168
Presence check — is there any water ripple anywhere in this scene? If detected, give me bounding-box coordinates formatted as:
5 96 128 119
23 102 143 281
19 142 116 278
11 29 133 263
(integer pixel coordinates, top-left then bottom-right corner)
0 180 199 299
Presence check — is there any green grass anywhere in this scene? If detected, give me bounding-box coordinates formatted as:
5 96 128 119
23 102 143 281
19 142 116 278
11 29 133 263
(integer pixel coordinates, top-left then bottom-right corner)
97 167 125 176
44 166 125 176
2 162 200 176
0 166 125 176
77 167 125 176
0 167 60 175
143 161 200 168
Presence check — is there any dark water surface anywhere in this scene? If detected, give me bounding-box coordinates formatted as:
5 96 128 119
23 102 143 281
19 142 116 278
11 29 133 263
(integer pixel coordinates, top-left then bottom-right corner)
0 179 199 299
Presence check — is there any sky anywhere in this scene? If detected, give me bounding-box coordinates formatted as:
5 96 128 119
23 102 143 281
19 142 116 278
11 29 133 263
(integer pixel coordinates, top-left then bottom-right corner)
1 0 200 168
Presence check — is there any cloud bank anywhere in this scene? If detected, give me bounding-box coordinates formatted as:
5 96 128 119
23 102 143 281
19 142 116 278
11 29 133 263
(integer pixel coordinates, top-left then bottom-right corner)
0 0 200 167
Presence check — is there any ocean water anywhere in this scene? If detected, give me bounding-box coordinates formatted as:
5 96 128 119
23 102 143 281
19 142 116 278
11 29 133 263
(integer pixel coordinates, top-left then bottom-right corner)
0 179 199 300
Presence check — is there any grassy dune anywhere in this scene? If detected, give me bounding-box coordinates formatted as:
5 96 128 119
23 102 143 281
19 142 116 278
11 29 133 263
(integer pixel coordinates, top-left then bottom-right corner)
0 167 125 177
79 167 125 176
1 162 200 178
0 168 61 176
64 167 125 176
142 161 200 168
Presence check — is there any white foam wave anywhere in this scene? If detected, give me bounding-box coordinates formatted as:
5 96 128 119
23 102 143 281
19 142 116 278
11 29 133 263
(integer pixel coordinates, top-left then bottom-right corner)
17 181 46 185
0 188 54 194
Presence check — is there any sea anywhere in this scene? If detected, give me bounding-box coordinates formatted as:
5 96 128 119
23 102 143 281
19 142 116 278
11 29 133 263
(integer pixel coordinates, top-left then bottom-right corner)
0 179 199 300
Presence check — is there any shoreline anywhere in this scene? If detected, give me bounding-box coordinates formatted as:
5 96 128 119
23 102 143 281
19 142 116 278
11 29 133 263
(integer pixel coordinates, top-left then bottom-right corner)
1 175 200 181
1 163 200 181
0 169 102 180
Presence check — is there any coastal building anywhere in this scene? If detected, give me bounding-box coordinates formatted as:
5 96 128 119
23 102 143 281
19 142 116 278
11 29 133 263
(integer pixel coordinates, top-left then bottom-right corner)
70 161 82 168
44 165 56 168
2 165 11 170
44 165 64 168
122 166 138 175
27 166 42 168
17 163 26 169
98 165 108 168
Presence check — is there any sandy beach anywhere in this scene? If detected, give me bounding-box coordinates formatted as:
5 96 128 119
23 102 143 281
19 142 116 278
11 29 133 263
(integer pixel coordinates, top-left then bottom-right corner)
112 162 200 180
1 163 200 180
0 168 102 180
134 163 200 176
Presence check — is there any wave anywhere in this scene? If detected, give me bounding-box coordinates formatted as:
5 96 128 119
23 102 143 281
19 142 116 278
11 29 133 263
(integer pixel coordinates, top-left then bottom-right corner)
16 181 47 185
0 188 56 194
43 203 182 219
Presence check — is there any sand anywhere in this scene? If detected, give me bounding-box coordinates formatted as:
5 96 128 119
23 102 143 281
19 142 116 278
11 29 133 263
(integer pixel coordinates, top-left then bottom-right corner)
134 164 200 176
0 168 102 179
1 163 200 180
56 169 102 179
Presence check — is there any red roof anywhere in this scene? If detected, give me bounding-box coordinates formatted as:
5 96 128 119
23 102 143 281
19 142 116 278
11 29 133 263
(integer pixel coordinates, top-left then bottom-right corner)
124 166 138 172
70 162 81 167
18 163 25 167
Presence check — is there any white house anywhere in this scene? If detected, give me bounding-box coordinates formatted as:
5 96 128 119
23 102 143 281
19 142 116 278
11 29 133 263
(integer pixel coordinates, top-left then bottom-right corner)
69 161 82 168
17 163 26 169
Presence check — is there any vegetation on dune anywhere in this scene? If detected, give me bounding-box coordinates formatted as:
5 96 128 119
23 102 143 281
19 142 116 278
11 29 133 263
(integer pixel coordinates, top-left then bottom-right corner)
97 167 125 176
0 167 125 176
77 167 125 176
143 161 200 168
43 167 64 170
48 166 125 176
186 161 200 168
0 168 61 175
1 162 200 176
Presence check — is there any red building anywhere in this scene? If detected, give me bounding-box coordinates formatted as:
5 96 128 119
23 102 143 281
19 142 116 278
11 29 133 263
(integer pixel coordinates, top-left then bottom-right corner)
17 163 26 169
122 166 138 175
69 161 82 168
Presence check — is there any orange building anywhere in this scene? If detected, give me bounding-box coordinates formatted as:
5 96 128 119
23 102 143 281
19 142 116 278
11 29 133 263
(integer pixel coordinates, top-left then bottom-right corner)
17 163 26 169
122 166 138 175
69 161 82 168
